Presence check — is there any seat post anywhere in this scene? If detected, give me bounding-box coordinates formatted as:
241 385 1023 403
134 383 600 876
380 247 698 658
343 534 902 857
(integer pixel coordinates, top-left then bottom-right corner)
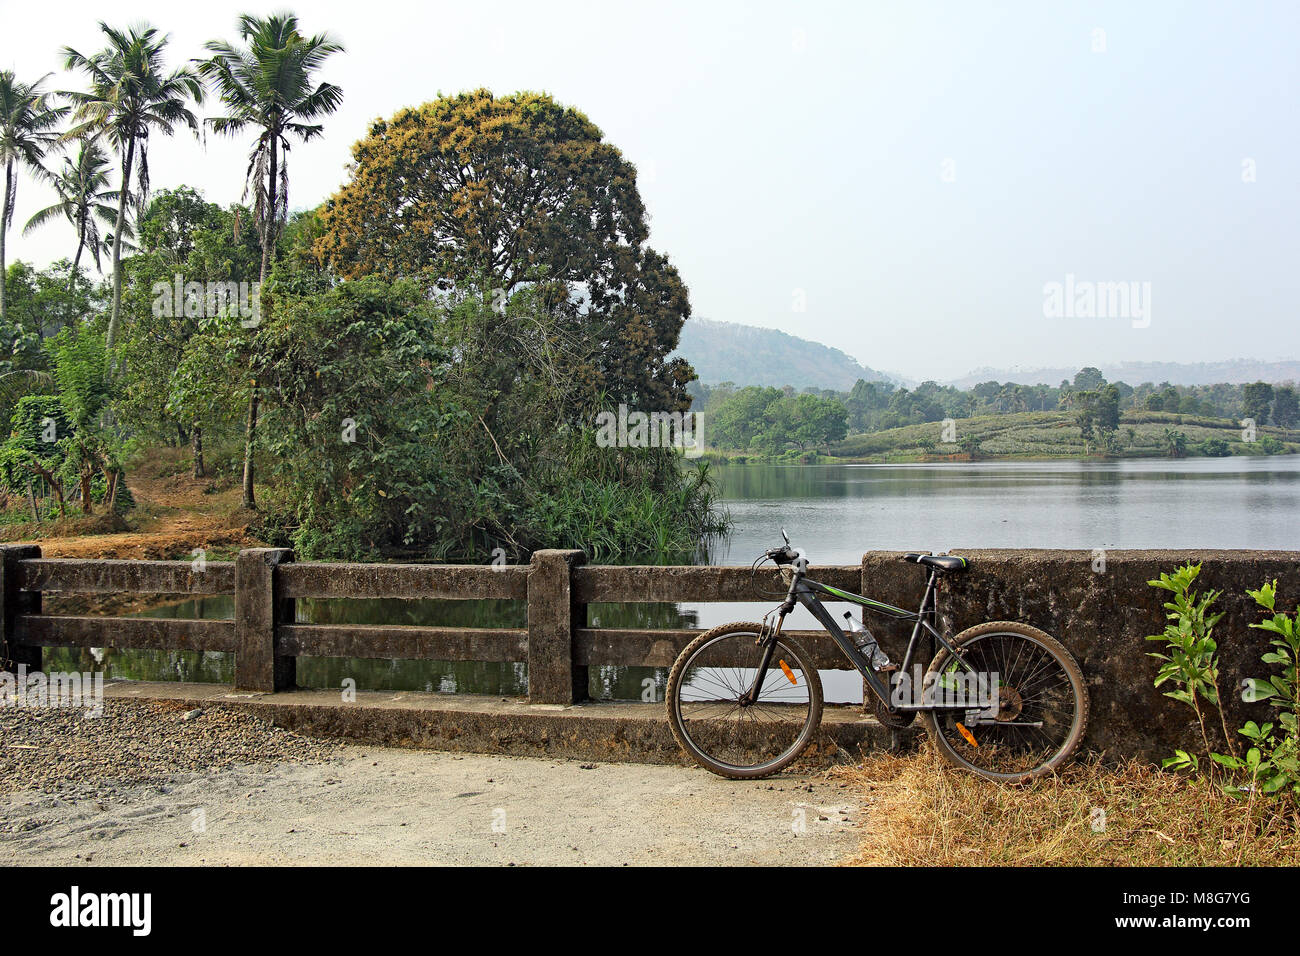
924 569 939 617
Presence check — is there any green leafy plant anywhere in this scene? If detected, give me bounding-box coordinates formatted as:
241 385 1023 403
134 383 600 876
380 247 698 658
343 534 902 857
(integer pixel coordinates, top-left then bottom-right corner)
1146 563 1236 768
1208 582 1300 797
1147 566 1300 801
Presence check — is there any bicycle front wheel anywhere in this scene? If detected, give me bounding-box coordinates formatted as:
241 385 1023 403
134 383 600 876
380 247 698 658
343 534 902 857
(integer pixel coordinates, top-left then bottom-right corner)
921 621 1089 782
666 622 823 779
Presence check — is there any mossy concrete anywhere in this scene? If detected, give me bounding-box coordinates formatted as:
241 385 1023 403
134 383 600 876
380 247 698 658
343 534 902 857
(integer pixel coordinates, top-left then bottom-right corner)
102 681 913 768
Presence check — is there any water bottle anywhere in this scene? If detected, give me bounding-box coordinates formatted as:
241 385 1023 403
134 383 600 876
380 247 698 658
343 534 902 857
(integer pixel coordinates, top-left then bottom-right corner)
843 612 891 668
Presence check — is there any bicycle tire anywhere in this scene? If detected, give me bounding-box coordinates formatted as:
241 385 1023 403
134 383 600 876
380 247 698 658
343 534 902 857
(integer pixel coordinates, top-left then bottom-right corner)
920 620 1089 782
666 622 824 779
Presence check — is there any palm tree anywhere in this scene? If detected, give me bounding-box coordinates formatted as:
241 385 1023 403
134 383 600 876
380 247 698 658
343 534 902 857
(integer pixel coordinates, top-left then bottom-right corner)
61 22 203 352
0 71 67 326
198 13 343 509
23 141 127 282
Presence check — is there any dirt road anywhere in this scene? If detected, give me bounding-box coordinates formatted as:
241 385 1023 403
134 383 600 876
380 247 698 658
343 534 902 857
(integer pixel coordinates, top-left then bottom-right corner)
2 747 861 866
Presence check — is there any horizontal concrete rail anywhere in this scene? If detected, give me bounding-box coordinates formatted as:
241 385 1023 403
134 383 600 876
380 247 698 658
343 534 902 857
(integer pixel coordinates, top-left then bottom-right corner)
16 557 236 595
15 615 237 652
277 562 527 600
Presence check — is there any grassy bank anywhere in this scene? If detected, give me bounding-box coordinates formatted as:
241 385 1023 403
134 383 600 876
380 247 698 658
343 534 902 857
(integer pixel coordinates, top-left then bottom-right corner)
827 410 1300 462
838 744 1300 866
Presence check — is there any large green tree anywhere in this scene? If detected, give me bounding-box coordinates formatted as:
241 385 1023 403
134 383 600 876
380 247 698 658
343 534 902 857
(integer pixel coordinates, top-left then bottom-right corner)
1243 381 1275 425
119 187 259 474
62 22 203 352
1271 386 1299 429
316 89 695 413
0 71 66 327
198 13 344 509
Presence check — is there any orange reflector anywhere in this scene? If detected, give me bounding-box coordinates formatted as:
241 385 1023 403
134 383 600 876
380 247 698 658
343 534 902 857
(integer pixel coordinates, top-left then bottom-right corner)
778 659 798 685
956 722 978 747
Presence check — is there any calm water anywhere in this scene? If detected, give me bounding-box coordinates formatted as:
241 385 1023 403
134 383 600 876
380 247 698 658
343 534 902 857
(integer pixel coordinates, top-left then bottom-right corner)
713 457 1300 565
49 457 1300 700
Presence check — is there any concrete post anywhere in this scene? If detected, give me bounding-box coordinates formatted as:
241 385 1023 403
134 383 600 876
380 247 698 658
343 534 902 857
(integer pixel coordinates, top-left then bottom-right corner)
0 544 41 674
235 548 295 692
527 549 587 704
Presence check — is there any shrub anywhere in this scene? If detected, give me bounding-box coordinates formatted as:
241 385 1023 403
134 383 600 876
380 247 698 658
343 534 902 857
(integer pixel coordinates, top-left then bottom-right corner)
1147 565 1300 801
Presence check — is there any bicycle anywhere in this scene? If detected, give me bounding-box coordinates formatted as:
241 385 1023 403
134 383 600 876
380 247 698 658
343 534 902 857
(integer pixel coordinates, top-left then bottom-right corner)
665 531 1089 781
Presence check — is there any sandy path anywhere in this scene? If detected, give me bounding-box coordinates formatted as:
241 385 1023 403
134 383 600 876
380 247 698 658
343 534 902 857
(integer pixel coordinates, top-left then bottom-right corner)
1 747 861 866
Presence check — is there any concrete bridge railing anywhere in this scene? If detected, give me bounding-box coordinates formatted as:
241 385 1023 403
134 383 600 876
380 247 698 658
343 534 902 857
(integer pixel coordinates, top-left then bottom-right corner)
2 544 1296 758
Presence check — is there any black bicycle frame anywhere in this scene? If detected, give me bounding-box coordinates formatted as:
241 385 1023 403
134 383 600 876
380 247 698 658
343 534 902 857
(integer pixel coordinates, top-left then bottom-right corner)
749 565 970 715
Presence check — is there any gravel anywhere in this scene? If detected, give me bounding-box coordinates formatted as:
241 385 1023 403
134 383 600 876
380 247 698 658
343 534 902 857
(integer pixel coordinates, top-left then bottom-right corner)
0 699 341 800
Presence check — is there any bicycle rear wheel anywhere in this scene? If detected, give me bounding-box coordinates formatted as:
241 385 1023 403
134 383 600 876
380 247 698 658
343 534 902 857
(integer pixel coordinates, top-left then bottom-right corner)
921 621 1089 782
666 622 823 779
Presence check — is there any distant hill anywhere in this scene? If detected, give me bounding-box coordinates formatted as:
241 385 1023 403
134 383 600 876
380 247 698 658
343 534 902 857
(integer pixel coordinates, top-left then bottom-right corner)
947 360 1300 390
675 318 897 390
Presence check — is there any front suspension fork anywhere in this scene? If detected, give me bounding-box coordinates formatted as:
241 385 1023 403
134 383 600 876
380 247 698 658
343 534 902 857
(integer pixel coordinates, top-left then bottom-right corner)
742 592 796 704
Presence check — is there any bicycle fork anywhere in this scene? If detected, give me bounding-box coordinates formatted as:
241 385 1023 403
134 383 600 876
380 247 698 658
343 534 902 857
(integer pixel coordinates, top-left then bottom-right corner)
740 569 802 705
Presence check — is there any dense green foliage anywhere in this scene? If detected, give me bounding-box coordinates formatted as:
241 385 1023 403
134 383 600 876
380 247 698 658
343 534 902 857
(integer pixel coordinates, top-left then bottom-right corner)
707 385 848 456
0 323 126 516
0 16 725 561
117 187 257 462
249 277 725 560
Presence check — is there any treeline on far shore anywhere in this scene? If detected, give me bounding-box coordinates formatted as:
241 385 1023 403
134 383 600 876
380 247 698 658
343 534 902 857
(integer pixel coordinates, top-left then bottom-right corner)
688 366 1298 461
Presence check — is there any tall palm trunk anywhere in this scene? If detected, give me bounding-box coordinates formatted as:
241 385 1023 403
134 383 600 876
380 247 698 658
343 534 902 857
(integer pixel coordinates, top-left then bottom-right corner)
71 233 84 272
0 159 11 326
242 131 277 509
106 136 135 352
68 216 86 294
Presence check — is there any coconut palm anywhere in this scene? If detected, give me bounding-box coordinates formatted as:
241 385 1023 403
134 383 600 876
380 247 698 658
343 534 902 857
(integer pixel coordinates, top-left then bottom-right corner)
198 13 343 509
0 71 67 327
61 22 203 352
23 141 128 281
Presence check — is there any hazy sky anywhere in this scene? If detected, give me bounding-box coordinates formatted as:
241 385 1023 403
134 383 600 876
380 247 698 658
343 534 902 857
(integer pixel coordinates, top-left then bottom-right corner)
3 0 1297 380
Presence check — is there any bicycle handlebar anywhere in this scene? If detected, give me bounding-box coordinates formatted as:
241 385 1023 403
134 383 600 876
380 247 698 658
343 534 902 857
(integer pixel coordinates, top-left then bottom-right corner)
765 544 797 565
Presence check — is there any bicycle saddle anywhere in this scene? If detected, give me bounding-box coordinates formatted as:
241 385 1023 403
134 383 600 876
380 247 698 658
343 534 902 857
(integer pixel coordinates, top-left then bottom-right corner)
902 552 969 573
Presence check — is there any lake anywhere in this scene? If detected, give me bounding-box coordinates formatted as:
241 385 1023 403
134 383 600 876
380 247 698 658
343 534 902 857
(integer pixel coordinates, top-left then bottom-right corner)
49 456 1300 700
712 456 1300 565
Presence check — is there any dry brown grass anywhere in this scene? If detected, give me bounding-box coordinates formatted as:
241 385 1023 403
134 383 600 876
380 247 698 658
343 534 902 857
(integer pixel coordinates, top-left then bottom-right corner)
838 743 1300 866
